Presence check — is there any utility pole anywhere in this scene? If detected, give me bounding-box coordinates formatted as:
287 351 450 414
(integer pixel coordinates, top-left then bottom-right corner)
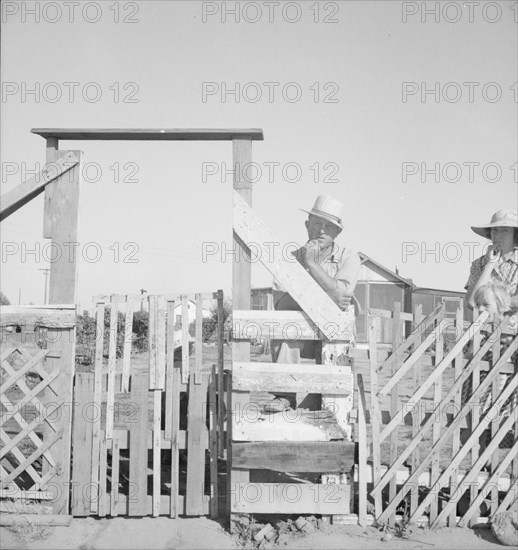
39 268 50 304
140 288 147 312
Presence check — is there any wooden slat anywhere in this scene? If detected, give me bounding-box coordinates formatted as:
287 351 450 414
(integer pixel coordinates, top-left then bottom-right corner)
0 306 76 329
233 191 352 341
494 480 518 516
209 366 219 519
106 295 119 440
152 390 162 517
155 297 166 390
111 438 120 517
148 295 157 389
357 373 368 527
32 128 264 141
0 152 78 221
43 136 58 237
410 304 423 516
93 291 216 304
368 319 382 518
429 312 444 523
90 302 105 514
165 300 176 440
379 312 489 444
121 297 134 392
98 438 107 517
469 313 482 527
232 441 354 472
71 373 94 516
230 483 350 514
232 362 353 394
181 296 189 384
367 308 414 322
449 305 463 527
489 335 502 519
233 310 325 341
170 365 181 518
217 290 225 458
186 374 205 516
129 374 149 516
232 406 346 442
194 294 203 384
0 514 72 527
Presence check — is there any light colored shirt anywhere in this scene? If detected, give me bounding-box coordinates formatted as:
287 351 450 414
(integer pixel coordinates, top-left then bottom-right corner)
273 243 360 307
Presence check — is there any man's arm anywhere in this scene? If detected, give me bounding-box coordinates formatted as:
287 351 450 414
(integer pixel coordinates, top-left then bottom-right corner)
305 248 361 309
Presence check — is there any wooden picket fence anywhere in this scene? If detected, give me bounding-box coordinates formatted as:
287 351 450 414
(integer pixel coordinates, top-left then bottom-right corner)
70 291 227 517
355 302 517 527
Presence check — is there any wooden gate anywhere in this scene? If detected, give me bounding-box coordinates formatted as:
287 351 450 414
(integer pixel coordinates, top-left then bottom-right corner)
70 291 226 517
356 302 517 527
0 305 77 514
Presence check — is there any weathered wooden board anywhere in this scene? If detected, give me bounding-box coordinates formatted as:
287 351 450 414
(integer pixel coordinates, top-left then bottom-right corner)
232 441 354 472
232 362 353 394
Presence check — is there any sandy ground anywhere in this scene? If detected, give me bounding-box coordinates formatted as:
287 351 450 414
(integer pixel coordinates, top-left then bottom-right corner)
0 517 508 550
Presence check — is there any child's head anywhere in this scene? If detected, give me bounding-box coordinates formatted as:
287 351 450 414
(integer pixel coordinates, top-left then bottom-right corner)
473 282 511 321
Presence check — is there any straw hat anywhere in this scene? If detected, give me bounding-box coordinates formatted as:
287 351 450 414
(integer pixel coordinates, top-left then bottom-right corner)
471 209 518 239
301 195 345 230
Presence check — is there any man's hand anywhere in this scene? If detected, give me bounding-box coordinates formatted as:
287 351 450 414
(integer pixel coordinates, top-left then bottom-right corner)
328 286 353 310
301 239 322 266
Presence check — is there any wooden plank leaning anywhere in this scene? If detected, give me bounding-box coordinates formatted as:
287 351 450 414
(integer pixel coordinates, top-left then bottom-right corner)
0 151 78 221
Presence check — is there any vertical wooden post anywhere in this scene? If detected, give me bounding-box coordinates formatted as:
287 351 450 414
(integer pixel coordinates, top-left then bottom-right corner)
230 139 252 529
449 305 464 526
357 373 368 526
490 330 502 517
410 304 423 516
369 317 382 520
48 150 81 304
43 137 58 238
429 306 444 523
217 290 225 458
71 372 94 516
388 303 402 524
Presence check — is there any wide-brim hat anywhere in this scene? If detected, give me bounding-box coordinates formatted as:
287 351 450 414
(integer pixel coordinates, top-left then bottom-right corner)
471 209 518 239
300 195 344 230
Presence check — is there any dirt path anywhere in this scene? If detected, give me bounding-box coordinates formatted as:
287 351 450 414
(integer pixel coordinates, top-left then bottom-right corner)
0 518 506 550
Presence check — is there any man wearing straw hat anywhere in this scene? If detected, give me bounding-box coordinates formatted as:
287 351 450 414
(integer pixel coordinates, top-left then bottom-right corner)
271 195 361 406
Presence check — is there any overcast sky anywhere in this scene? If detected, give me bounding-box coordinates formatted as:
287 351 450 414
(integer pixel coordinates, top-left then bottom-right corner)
1 0 516 310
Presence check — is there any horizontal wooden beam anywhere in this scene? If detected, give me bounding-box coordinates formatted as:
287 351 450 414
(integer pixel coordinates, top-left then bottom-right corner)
32 128 264 141
230 482 350 514
233 310 321 340
93 292 217 304
232 405 347 442
368 308 413 322
0 514 72 527
0 152 79 222
232 362 353 394
0 305 76 328
232 441 354 472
